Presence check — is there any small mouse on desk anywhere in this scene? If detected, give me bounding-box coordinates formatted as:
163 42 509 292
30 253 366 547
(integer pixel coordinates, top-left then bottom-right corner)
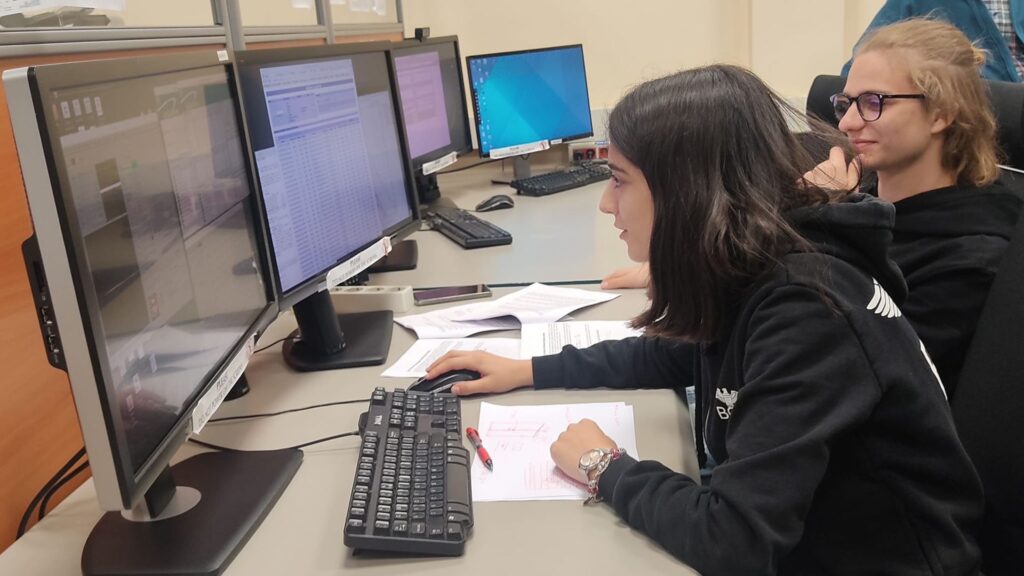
475 194 514 213
408 369 481 394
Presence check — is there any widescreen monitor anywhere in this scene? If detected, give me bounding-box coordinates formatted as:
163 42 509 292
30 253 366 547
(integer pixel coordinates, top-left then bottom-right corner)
389 36 473 203
4 51 300 575
235 42 418 371
466 44 593 178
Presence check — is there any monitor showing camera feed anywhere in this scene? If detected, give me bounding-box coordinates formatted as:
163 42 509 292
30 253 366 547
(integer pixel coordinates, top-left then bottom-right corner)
466 44 593 157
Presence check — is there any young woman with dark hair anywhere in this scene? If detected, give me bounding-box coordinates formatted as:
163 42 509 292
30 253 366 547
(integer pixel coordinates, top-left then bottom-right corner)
426 64 983 575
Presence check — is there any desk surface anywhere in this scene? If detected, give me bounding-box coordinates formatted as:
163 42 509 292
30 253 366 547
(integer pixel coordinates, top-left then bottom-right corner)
371 163 633 287
0 288 699 575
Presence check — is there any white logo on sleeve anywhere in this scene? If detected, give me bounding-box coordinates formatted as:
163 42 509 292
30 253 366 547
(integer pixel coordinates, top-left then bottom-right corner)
715 388 738 420
919 341 947 400
867 279 902 318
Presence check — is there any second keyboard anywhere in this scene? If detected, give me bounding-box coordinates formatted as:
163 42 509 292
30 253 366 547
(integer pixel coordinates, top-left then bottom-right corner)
510 164 612 197
425 207 512 249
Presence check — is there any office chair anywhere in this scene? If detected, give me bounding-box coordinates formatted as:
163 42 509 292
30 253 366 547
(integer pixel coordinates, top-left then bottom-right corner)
951 209 1024 576
805 75 1024 170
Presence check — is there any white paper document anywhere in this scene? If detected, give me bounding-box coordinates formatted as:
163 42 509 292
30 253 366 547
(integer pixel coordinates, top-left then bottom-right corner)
394 300 520 339
470 402 639 502
520 321 643 358
448 283 618 324
382 338 521 378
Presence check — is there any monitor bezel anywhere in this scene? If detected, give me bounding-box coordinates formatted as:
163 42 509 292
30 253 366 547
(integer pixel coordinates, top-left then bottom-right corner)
11 50 279 511
233 42 421 310
387 35 474 170
465 43 595 158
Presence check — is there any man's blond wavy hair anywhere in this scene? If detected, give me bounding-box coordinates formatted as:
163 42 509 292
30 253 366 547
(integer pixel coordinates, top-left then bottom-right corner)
856 18 1001 186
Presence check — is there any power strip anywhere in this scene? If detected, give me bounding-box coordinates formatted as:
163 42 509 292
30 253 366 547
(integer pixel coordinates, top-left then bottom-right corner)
568 140 609 164
329 285 414 314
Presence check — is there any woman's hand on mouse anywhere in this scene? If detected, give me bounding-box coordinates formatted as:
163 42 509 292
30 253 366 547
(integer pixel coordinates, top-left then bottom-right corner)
425 351 533 396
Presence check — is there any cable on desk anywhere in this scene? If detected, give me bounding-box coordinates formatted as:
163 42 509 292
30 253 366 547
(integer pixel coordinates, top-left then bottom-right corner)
17 447 86 538
38 461 90 520
188 430 360 452
253 335 295 354
208 398 370 423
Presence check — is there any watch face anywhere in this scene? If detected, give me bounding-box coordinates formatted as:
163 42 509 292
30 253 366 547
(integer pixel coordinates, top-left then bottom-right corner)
578 449 605 470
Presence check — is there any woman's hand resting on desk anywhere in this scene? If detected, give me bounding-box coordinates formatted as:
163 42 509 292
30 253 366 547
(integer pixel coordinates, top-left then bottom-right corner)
601 263 650 290
425 351 533 396
550 419 619 484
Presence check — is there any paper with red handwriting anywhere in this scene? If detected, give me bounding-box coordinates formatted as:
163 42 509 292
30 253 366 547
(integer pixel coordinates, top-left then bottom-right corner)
470 402 638 501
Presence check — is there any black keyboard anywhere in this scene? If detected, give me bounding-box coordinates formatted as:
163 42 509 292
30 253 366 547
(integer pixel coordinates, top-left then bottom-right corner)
344 387 473 556
425 207 512 249
510 164 612 197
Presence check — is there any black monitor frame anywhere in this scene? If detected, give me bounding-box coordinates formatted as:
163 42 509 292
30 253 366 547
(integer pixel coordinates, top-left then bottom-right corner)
466 43 594 181
387 35 474 204
234 42 420 371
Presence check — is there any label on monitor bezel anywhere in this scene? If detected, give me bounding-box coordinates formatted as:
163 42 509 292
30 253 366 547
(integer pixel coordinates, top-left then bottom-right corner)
190 335 255 434
422 151 458 176
489 139 550 159
325 236 392 290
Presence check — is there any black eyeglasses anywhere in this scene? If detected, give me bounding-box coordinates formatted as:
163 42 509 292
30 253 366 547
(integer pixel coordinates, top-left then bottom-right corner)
830 92 925 122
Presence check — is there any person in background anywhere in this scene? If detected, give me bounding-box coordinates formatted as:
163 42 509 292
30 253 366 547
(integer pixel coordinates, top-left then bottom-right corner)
428 64 983 575
605 18 1023 399
810 18 1022 398
842 0 1024 82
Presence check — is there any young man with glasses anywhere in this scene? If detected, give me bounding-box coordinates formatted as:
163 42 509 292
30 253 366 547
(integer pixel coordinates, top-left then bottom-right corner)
809 18 1022 398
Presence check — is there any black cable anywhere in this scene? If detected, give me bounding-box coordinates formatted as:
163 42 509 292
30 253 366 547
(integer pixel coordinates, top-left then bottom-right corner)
207 398 370 423
253 335 294 354
188 430 360 452
436 158 501 175
38 461 90 520
17 447 86 539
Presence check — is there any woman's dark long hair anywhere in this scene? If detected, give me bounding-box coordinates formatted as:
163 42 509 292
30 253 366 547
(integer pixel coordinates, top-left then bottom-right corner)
611 65 848 341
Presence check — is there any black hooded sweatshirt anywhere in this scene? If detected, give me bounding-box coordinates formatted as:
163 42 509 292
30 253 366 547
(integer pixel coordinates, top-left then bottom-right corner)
532 194 984 575
887 182 1022 398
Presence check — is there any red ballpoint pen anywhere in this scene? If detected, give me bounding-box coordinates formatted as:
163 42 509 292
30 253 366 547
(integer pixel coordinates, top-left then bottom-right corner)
465 427 493 471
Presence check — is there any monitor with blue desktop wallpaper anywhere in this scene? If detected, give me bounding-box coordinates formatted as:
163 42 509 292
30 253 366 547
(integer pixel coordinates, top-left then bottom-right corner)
235 43 419 371
466 44 593 158
4 51 300 575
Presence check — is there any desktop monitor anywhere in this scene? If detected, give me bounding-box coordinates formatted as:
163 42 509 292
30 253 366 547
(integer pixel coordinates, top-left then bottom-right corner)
4 52 301 575
466 44 594 179
388 35 474 204
235 42 419 372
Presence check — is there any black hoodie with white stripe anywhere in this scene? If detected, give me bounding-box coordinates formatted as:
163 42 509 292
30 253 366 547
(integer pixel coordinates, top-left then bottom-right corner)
532 194 984 576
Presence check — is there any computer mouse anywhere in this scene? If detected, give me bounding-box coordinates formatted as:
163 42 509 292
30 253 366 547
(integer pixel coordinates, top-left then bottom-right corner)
475 194 515 212
408 369 482 394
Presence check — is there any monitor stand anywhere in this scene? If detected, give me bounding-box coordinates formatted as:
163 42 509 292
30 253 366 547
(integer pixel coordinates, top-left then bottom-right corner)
366 239 418 273
82 449 302 576
491 155 532 185
415 172 441 204
282 289 393 372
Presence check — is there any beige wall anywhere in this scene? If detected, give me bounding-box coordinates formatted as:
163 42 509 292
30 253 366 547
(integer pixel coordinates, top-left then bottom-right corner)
403 0 886 107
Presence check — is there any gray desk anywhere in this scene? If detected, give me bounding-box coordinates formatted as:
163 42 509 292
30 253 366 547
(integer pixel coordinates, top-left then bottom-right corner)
0 288 699 575
372 164 633 287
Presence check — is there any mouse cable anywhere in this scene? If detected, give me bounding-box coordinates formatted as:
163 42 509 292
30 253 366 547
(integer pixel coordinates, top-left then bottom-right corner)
188 430 360 452
207 398 370 424
253 335 295 354
17 447 86 539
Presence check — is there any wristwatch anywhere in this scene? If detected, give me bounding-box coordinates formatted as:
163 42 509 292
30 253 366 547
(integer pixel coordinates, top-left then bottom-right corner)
578 448 610 480
577 447 626 504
